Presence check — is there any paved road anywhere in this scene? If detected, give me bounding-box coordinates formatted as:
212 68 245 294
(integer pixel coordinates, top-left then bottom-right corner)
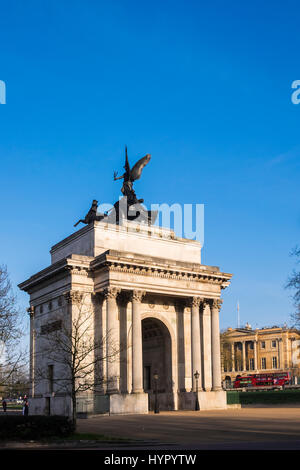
77 407 300 450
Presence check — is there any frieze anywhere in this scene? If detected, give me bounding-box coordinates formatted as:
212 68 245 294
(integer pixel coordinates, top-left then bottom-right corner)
106 262 226 286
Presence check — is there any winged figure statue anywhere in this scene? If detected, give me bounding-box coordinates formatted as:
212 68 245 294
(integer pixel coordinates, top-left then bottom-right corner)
114 146 151 203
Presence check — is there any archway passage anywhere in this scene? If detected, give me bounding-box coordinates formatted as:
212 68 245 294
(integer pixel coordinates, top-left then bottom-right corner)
142 317 174 411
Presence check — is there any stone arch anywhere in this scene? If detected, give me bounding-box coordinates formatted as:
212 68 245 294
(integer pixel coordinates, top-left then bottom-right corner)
141 311 178 410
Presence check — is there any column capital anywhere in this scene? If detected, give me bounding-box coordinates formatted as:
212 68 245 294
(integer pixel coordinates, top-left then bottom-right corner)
64 290 84 304
103 287 121 300
131 290 146 303
210 299 223 311
188 296 204 308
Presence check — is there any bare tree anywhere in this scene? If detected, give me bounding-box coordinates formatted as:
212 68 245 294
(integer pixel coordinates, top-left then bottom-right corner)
286 246 300 327
0 265 21 345
35 293 120 427
0 265 26 393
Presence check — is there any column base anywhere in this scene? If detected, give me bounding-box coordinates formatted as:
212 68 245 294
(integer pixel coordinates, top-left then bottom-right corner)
197 390 227 410
109 392 149 415
178 390 227 410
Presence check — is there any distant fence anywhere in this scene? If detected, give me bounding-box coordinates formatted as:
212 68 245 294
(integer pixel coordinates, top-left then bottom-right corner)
227 389 300 405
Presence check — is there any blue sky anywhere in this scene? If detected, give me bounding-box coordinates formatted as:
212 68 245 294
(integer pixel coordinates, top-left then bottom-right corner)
0 0 300 334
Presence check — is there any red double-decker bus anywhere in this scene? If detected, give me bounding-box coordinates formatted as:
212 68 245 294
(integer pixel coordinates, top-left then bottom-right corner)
234 372 291 388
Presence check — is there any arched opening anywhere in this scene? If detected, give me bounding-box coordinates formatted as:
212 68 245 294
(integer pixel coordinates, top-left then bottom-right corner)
142 317 174 411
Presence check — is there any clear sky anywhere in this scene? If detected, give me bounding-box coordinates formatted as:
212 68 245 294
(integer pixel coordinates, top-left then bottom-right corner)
0 0 299 333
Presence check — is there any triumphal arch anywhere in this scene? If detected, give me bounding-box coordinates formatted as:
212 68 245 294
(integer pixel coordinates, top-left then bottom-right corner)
19 150 232 416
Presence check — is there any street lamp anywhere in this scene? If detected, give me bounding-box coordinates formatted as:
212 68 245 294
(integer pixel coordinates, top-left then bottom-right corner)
194 370 200 411
153 371 159 414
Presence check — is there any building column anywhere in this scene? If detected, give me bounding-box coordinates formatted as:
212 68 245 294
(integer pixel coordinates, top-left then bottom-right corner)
92 292 106 394
278 338 283 369
130 290 146 393
231 343 235 372
190 297 202 391
201 300 212 391
27 306 35 397
211 299 223 391
254 340 258 371
242 341 246 371
103 287 121 394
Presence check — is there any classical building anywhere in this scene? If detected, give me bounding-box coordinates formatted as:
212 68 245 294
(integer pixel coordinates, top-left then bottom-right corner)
19 218 232 416
221 324 300 385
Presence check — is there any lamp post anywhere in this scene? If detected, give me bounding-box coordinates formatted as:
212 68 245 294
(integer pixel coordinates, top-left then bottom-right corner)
153 371 159 414
194 370 200 411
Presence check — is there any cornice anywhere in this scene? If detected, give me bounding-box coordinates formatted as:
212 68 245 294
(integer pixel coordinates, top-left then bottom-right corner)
100 259 231 287
19 249 232 292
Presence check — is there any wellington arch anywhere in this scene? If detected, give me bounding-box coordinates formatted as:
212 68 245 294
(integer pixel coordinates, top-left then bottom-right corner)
18 151 232 416
19 219 232 415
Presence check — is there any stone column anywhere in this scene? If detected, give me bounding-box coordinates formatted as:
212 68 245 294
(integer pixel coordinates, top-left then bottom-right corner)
103 287 121 394
211 299 223 391
27 306 35 397
131 290 146 393
278 338 283 369
242 341 246 371
190 297 202 391
201 300 212 391
254 340 258 371
231 343 235 372
92 292 105 394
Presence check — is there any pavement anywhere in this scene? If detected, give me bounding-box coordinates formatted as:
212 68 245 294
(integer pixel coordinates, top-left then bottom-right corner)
75 407 300 450
1 406 300 450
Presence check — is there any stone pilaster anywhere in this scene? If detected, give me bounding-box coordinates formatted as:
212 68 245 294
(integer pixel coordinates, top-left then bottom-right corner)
103 287 121 393
131 290 146 393
211 299 223 391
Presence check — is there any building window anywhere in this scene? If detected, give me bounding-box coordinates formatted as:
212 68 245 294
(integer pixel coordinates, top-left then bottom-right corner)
272 357 277 369
272 340 277 348
249 358 254 370
261 341 265 349
261 358 266 369
249 342 254 350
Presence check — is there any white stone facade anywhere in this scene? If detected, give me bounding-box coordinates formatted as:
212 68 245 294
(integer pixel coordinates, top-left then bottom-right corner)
19 220 232 416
